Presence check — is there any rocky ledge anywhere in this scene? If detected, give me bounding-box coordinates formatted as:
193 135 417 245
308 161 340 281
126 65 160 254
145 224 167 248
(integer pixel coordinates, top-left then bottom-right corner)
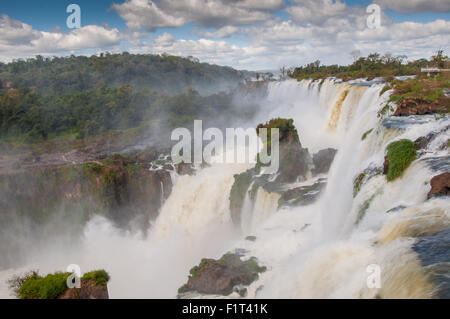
394 97 449 116
428 172 450 199
178 253 266 297
8 269 110 299
229 118 337 226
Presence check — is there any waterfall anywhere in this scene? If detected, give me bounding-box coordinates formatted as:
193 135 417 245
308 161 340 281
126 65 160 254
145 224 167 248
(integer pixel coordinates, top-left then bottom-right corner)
146 78 448 299
150 164 250 239
234 79 450 299
1 78 447 299
241 187 281 234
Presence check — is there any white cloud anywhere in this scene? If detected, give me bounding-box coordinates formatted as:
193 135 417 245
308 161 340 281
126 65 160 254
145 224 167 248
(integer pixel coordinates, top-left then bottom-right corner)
0 15 123 61
287 0 349 25
1 2 449 71
375 0 450 13
112 0 279 31
200 26 239 38
0 14 41 45
112 0 185 31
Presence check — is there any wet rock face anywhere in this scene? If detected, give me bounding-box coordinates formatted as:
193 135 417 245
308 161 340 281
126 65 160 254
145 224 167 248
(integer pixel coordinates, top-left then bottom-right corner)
86 155 172 229
393 97 449 116
58 280 109 299
428 172 450 199
177 162 195 176
0 153 173 235
229 168 254 227
178 253 266 296
383 156 389 175
278 178 327 208
276 144 311 183
312 148 337 175
256 118 312 183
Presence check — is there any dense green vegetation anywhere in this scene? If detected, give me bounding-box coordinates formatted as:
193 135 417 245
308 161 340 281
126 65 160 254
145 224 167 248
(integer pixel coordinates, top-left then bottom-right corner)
0 84 242 146
289 51 449 81
256 118 298 149
81 270 110 286
386 72 450 104
385 139 417 181
0 53 249 96
7 269 110 299
15 271 70 299
0 53 256 149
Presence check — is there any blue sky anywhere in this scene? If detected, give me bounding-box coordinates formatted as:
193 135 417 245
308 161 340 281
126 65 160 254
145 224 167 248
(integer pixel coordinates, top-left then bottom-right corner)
0 0 449 70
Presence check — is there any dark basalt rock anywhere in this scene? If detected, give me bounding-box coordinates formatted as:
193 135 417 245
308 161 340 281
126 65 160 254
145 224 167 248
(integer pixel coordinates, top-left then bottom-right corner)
312 148 337 175
428 172 450 199
178 253 266 296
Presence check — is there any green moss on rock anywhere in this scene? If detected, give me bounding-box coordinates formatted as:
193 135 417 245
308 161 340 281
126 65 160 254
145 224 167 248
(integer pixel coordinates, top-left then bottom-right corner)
385 139 416 181
361 129 373 141
353 172 366 197
256 118 299 150
81 270 110 286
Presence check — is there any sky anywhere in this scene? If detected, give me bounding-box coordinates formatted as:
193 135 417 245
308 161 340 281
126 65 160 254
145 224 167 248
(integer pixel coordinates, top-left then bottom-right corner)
0 0 449 70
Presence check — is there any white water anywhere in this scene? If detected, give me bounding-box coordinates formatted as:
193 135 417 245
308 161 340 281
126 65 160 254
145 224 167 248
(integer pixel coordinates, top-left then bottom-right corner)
1 78 448 298
237 79 449 298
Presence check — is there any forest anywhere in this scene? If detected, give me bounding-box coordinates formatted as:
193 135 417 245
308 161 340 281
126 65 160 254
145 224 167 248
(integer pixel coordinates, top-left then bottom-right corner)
0 53 250 95
0 53 255 147
289 50 449 80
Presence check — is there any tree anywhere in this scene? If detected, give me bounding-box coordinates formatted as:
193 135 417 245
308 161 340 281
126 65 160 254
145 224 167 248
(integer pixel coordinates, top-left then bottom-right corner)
431 49 447 68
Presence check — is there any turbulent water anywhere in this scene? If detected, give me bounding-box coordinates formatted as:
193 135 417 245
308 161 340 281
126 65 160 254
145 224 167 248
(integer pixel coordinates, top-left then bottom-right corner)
1 79 448 298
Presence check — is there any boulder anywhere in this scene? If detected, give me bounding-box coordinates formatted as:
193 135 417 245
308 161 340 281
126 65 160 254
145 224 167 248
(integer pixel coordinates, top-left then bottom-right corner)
178 253 266 296
278 178 327 208
428 172 450 199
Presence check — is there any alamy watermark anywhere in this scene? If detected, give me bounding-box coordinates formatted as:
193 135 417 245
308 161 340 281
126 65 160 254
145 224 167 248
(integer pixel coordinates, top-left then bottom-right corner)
66 264 81 289
366 264 381 289
366 4 381 29
170 120 280 174
66 4 81 29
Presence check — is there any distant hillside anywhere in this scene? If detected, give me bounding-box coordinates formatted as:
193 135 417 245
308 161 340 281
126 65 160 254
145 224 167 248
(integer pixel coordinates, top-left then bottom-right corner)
0 53 253 95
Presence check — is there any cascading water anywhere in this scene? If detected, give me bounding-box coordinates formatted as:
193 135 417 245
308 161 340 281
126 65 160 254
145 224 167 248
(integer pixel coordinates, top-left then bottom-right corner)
229 79 449 299
0 78 448 299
